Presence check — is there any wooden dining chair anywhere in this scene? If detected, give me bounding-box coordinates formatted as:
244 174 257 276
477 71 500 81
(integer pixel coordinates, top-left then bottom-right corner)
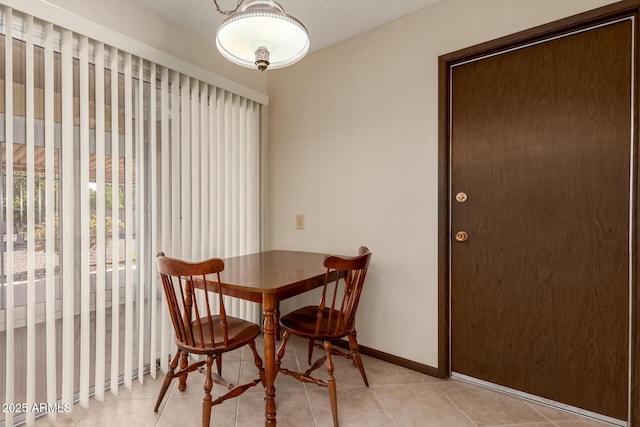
154 253 265 427
276 246 372 426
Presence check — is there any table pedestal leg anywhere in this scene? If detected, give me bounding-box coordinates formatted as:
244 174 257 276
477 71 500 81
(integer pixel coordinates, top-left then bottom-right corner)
263 295 277 426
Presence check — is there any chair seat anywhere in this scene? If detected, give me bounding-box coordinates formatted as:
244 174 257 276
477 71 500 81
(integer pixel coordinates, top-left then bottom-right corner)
280 306 350 340
179 315 261 354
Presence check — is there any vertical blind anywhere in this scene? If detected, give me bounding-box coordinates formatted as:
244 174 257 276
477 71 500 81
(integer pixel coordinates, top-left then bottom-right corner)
0 5 262 426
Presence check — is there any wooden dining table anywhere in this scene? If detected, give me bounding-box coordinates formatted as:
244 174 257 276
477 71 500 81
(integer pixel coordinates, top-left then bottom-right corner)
203 250 338 426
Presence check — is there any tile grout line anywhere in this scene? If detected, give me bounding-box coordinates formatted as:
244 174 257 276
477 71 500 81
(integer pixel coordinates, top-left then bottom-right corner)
521 399 561 427
71 400 93 427
153 384 164 427
154 370 176 426
369 386 398 427
432 382 480 427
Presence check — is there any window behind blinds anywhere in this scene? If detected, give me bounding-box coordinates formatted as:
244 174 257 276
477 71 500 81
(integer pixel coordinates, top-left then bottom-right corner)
0 6 262 426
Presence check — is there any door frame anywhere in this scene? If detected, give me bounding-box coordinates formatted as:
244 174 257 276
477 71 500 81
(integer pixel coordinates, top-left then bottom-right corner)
437 0 640 424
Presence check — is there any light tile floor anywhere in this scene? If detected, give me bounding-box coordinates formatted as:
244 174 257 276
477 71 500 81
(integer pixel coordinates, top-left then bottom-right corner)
34 335 613 427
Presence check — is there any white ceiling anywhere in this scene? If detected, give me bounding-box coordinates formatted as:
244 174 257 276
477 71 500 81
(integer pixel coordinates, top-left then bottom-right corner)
130 0 441 53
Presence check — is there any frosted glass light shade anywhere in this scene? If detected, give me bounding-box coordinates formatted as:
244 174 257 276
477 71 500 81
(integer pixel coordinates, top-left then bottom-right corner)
216 0 309 71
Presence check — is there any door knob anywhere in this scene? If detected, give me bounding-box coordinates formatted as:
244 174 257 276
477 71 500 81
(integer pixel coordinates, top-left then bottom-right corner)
455 231 469 242
455 192 468 203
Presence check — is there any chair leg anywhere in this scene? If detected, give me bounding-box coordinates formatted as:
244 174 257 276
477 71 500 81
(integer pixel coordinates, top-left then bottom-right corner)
249 339 266 387
202 355 214 427
348 330 369 387
154 351 180 412
324 340 339 427
179 350 190 391
215 353 222 376
276 330 291 371
307 339 315 365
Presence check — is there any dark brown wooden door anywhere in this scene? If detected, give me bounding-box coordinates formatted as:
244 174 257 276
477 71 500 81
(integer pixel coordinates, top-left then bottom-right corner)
450 19 632 421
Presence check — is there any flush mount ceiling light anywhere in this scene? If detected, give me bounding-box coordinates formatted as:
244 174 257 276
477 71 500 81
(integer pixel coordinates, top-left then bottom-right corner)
213 0 310 71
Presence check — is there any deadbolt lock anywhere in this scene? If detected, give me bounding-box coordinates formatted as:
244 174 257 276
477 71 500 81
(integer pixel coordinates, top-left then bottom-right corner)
455 231 469 242
456 192 468 203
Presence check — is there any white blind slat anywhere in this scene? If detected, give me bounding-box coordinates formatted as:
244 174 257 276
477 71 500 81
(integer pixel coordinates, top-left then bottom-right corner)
181 75 191 261
149 62 158 380
160 67 172 371
25 13 36 426
200 84 209 259
209 88 217 257
60 27 75 408
248 102 260 254
4 7 14 424
224 93 232 256
191 80 200 260
232 95 240 256
217 91 225 256
79 34 91 408
95 40 107 402
171 71 180 260
239 97 247 255
43 19 57 421
137 56 146 386
160 66 171 372
124 52 134 389
109 45 121 397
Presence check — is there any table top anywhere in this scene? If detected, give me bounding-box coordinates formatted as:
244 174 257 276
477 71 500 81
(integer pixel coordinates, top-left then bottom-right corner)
211 250 333 303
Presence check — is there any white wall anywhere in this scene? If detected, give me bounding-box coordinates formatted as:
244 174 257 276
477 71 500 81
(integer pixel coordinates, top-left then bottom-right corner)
266 0 621 368
37 0 268 95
